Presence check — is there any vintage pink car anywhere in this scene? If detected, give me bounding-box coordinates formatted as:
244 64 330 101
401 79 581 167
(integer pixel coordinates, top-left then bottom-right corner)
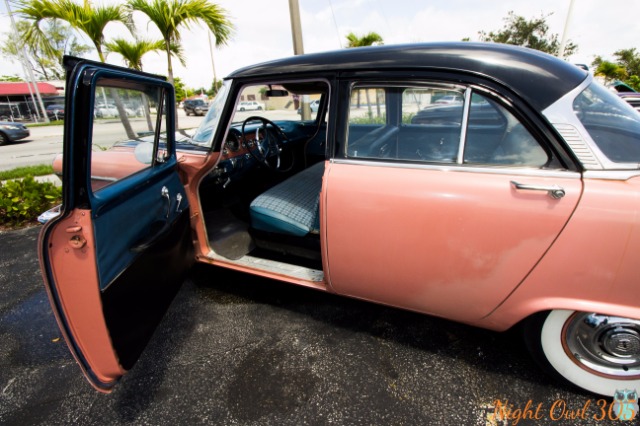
40 44 640 396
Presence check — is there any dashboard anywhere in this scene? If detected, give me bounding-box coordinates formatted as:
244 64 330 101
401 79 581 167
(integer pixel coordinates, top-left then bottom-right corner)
207 120 326 188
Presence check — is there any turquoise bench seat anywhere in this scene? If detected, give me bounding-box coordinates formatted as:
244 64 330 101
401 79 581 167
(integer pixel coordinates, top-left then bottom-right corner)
250 162 325 237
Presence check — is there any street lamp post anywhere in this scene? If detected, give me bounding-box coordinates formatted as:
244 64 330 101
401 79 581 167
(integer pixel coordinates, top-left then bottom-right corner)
4 0 49 123
558 0 576 59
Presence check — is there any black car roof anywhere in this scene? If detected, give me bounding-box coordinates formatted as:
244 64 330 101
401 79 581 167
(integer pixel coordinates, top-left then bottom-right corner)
227 42 588 111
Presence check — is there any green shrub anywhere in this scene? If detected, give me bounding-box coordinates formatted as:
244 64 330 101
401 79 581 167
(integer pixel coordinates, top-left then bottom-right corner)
0 176 62 227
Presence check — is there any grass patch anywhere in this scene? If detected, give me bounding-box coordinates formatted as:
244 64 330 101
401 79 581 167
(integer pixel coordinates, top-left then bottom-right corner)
26 120 64 127
0 164 54 180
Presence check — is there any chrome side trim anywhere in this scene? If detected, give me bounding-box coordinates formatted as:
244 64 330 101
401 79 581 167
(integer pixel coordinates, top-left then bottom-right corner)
583 170 640 181
90 175 118 182
552 123 601 168
330 158 581 179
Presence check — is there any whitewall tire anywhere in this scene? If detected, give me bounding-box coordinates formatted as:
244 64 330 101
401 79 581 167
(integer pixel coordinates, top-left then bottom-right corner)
533 310 640 395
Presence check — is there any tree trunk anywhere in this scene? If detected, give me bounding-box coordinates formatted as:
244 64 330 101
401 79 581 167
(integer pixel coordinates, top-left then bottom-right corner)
165 40 179 129
142 93 154 132
96 46 136 139
110 88 138 140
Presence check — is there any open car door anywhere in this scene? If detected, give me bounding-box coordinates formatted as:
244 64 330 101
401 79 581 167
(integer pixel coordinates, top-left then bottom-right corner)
38 57 193 392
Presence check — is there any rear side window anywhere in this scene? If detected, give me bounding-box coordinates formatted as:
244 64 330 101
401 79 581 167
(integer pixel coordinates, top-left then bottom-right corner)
346 85 464 162
573 82 640 163
345 83 548 168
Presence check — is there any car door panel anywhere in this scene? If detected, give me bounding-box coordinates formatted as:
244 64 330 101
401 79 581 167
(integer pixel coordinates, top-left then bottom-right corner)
325 162 581 323
39 57 193 392
42 209 124 385
92 164 187 289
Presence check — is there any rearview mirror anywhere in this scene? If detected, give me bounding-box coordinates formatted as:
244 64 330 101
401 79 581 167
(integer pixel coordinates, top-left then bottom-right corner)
265 89 289 97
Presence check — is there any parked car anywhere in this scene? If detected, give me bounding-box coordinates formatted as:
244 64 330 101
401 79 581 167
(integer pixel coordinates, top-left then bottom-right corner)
618 92 640 113
297 99 321 114
94 103 136 118
434 94 463 104
0 121 29 145
183 98 209 116
40 44 640 397
236 100 264 111
45 104 65 120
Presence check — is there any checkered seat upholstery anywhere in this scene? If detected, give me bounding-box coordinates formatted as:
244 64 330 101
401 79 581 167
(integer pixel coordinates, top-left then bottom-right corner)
250 162 325 237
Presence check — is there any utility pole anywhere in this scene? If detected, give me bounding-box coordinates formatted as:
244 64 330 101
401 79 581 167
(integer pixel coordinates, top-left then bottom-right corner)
288 0 304 55
288 0 311 120
4 0 49 123
558 0 576 59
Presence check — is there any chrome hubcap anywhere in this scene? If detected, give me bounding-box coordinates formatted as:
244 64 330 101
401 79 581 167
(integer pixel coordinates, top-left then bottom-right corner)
563 313 640 378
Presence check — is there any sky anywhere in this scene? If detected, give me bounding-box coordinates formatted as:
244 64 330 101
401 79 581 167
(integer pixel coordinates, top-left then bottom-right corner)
1 0 640 89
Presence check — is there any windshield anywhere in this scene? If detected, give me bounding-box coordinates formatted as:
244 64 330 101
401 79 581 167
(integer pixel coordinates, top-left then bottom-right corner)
191 79 231 146
573 82 640 163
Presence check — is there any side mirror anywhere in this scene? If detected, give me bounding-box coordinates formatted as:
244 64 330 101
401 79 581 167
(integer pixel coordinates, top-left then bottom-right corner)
134 142 154 164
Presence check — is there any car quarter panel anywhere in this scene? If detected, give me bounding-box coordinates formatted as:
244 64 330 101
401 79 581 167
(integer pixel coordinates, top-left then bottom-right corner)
484 176 640 330
324 161 582 323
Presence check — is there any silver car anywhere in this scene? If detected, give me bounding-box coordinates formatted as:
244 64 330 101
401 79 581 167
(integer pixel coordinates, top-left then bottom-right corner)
0 121 30 145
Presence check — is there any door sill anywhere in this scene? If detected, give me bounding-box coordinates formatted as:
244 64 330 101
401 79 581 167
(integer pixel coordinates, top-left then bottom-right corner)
205 250 325 283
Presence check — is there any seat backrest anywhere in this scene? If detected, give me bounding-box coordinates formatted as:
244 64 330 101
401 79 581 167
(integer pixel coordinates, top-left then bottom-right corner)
348 125 399 158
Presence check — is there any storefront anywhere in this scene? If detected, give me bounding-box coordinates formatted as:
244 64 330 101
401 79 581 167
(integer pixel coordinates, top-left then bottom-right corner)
0 82 60 121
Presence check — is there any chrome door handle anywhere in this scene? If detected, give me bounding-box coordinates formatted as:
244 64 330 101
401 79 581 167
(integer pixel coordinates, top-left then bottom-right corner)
161 186 170 218
510 181 565 199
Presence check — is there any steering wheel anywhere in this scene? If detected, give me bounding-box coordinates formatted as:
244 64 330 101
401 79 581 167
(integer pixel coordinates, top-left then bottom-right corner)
241 116 293 172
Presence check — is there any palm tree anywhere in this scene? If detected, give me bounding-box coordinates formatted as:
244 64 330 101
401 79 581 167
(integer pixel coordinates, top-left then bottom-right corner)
106 38 186 130
127 0 233 87
16 0 133 62
16 0 137 138
345 32 384 114
105 38 186 71
595 61 628 85
345 32 384 48
128 0 233 126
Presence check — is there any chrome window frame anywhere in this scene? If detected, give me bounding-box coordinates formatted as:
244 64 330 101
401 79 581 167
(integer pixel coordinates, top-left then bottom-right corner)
543 74 640 171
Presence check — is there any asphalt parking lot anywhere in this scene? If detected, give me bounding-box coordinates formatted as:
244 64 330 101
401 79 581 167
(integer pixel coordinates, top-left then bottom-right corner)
0 226 611 425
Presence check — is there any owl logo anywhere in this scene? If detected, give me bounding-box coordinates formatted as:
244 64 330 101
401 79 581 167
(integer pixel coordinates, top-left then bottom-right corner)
613 389 638 421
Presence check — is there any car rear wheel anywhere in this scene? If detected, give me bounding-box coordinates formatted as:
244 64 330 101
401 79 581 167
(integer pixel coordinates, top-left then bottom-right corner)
524 310 640 395
0 132 8 146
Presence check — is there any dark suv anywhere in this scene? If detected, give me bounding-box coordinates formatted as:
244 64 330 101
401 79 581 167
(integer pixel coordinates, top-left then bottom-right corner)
183 99 209 116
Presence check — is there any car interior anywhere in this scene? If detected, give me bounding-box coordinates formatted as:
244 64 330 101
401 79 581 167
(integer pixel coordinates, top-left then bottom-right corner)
199 81 329 275
197 81 551 277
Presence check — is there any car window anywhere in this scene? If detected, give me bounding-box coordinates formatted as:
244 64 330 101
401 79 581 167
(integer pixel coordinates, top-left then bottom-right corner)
346 85 464 162
192 80 230 146
90 80 167 192
231 83 324 124
345 83 548 167
464 93 548 167
573 82 640 163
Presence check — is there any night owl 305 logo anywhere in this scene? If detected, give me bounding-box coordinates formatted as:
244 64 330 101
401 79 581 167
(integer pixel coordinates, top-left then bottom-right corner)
613 389 638 421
